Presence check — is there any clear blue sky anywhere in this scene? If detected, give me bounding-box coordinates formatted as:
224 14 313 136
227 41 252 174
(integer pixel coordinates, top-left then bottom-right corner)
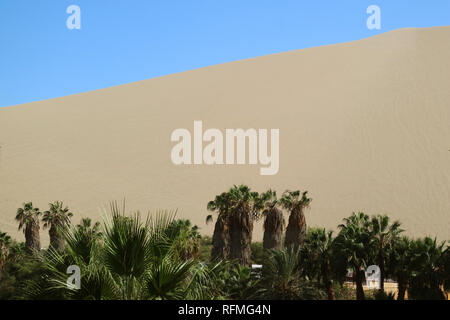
1 0 449 107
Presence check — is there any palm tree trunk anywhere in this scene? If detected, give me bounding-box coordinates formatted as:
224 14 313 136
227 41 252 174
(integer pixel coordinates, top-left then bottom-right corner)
0 245 8 270
229 205 253 265
263 207 283 250
355 269 365 300
397 281 407 300
211 215 229 261
25 220 41 254
325 279 335 300
285 207 306 250
377 250 385 293
49 224 65 252
379 262 385 293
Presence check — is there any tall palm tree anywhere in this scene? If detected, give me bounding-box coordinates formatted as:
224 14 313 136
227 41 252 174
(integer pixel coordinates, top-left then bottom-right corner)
226 185 259 265
408 237 447 300
336 212 375 300
387 236 414 300
207 191 232 261
301 228 347 300
0 231 12 271
369 214 403 293
208 185 259 265
42 201 73 252
259 190 284 250
280 190 311 250
15 202 41 254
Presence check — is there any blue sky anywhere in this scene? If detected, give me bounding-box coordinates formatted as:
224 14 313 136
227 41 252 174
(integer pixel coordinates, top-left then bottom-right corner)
0 0 449 107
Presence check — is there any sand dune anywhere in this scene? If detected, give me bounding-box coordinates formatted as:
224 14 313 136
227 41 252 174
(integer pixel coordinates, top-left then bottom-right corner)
1 26 449 245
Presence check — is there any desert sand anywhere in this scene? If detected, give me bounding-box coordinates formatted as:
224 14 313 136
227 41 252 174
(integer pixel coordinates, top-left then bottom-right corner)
0 26 449 246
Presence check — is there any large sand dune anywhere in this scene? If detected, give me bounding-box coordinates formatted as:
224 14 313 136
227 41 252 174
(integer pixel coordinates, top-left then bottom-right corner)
1 27 449 245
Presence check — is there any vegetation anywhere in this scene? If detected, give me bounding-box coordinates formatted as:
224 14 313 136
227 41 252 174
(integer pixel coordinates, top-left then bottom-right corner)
260 190 284 251
301 228 347 299
388 236 415 300
207 185 260 265
15 202 41 254
280 191 311 250
369 214 403 293
336 212 375 300
0 184 448 300
42 201 73 252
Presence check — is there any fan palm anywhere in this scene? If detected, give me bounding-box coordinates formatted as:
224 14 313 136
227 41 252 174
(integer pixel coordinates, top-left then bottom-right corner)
64 218 102 265
336 212 376 300
280 190 311 250
260 247 325 300
166 219 201 260
207 185 259 265
408 237 447 300
28 202 221 300
261 247 302 299
387 236 414 300
301 228 347 300
259 190 284 251
15 202 41 254
443 243 450 295
42 201 73 252
369 214 403 293
0 231 12 270
226 264 261 299
207 191 232 261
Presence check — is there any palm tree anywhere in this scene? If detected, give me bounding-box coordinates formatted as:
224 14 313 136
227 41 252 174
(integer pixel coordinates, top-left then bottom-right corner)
387 236 414 300
280 190 311 250
42 201 73 252
15 202 41 254
369 214 403 293
102 203 220 299
0 231 12 271
259 190 284 251
443 243 450 297
207 191 232 261
76 218 102 237
336 212 375 300
166 219 201 260
301 228 347 300
27 203 222 300
260 247 325 300
207 185 259 265
64 218 102 265
220 264 262 299
408 237 447 300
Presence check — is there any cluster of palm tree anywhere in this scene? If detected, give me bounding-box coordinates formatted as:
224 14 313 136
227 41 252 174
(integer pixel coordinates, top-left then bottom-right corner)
15 201 73 254
207 185 311 265
21 203 222 300
206 185 449 300
392 237 449 300
0 188 448 300
283 213 449 300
